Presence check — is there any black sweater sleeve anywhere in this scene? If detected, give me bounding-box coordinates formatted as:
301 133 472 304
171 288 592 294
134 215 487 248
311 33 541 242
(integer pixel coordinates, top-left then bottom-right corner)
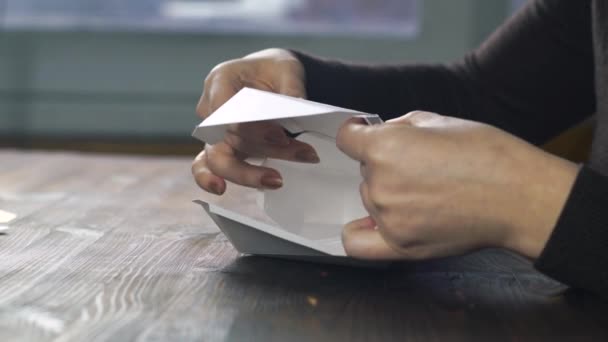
292 0 595 145
535 166 608 297
292 0 608 297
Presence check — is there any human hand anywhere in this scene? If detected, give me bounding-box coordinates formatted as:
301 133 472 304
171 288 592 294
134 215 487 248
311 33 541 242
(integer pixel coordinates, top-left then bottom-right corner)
336 111 580 260
192 48 319 195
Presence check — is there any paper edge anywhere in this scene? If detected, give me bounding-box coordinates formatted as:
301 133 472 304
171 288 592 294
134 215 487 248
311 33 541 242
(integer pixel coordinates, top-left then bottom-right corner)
191 87 382 144
194 200 346 256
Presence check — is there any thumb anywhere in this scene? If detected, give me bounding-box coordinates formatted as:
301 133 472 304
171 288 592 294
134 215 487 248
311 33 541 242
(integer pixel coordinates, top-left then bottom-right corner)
336 117 374 162
342 216 402 260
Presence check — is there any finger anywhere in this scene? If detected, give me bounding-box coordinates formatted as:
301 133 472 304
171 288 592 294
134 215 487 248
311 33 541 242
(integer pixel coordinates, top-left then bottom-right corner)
196 89 210 119
336 117 374 162
277 73 306 98
192 150 227 195
359 163 368 180
226 121 291 146
207 75 241 117
359 181 378 217
224 131 320 163
197 74 240 119
342 217 402 260
387 110 442 126
205 143 284 189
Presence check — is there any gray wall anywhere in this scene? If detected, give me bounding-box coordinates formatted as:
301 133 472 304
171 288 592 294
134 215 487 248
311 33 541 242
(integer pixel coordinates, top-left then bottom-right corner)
0 0 512 141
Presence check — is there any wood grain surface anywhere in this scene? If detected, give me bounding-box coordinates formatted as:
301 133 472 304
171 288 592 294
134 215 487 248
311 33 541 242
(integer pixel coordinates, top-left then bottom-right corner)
0 150 606 342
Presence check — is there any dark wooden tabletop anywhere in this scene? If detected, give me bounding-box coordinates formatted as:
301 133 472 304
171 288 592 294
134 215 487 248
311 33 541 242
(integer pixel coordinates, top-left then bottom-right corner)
0 150 607 342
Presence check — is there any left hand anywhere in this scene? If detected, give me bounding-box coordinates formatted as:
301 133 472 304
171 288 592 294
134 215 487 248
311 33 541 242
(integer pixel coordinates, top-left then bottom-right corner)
336 111 580 261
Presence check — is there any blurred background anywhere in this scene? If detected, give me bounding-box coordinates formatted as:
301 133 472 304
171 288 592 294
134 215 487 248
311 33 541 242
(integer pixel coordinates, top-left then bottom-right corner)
0 0 527 155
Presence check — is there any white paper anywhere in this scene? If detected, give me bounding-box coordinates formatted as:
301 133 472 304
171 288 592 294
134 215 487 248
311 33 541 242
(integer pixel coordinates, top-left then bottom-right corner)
193 88 382 260
261 132 367 251
193 87 380 145
0 210 17 224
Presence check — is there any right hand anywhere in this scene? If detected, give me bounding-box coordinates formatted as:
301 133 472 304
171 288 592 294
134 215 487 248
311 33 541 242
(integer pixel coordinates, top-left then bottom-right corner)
192 48 320 195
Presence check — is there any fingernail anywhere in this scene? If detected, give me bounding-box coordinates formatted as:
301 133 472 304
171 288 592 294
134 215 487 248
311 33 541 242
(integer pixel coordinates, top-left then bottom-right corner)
295 149 320 163
264 132 290 146
261 174 283 189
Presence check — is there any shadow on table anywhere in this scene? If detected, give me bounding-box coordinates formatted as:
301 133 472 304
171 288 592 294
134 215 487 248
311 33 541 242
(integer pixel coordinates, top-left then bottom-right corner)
214 249 607 341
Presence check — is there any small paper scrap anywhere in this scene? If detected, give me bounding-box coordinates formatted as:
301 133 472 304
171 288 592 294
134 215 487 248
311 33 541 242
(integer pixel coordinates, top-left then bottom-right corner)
0 210 17 224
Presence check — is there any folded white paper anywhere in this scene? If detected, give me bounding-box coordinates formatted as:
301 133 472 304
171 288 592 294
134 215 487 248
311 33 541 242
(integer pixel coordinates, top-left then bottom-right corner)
193 87 382 144
193 87 382 263
0 209 17 224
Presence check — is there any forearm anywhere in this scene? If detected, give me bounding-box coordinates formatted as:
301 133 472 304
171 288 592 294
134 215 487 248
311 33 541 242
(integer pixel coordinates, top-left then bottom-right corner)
293 0 595 145
293 51 464 120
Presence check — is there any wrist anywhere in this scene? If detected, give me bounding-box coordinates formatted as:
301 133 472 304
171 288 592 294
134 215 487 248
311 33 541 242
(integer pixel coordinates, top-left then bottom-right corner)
503 155 580 259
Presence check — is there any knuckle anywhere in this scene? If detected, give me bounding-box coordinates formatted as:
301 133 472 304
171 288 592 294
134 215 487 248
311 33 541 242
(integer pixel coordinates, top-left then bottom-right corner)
203 67 220 88
383 213 401 231
376 209 414 238
191 151 208 173
204 145 224 173
203 71 214 88
191 159 202 175
365 139 389 165
242 170 262 187
359 182 368 203
335 126 348 150
406 110 429 117
195 97 209 118
366 150 385 166
205 144 218 158
277 58 295 71
204 59 237 88
195 105 206 118
378 216 401 240
223 132 241 149
367 182 387 210
193 172 210 190
191 164 213 191
278 59 304 78
208 60 231 77
404 110 441 125
193 149 206 162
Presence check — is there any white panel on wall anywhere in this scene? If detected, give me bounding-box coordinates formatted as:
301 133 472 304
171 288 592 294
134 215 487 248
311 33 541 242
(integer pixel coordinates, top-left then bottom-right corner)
2 0 421 38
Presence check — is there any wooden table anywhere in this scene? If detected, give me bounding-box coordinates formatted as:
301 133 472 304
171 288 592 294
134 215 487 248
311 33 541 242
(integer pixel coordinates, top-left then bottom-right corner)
0 150 607 342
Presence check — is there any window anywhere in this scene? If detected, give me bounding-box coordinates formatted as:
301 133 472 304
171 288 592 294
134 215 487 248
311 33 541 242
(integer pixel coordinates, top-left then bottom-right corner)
0 0 421 38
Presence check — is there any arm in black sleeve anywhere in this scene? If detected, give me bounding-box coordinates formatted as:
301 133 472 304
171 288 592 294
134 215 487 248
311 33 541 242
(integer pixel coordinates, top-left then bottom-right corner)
535 166 608 298
292 0 595 145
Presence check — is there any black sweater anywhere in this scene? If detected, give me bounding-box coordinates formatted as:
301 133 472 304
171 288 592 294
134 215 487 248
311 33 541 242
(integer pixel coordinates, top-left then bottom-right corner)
292 0 608 297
